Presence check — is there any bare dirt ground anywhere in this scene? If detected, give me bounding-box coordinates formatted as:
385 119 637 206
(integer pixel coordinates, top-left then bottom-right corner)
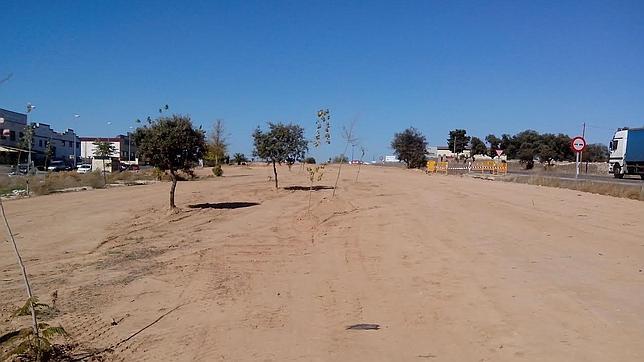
1 165 644 361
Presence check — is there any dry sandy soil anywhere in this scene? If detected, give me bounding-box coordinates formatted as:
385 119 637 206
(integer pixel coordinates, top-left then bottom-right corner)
1 165 643 361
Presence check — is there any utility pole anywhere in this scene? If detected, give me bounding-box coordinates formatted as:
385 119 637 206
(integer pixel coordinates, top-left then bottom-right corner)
581 122 586 173
26 103 35 175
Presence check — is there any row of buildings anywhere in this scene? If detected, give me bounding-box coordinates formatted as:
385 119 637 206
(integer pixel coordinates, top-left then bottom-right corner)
0 107 137 166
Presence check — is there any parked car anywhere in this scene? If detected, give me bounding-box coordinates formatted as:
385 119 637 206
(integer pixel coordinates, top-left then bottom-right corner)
47 161 71 172
76 164 92 174
120 163 140 171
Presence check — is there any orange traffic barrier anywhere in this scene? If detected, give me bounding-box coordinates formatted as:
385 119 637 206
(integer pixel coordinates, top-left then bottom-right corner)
436 162 448 174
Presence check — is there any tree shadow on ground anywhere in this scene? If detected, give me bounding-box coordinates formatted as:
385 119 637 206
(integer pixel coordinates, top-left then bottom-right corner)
188 202 260 209
283 185 334 191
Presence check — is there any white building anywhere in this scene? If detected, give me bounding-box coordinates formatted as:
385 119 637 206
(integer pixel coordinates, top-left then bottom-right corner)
80 135 137 164
384 155 400 163
436 146 471 159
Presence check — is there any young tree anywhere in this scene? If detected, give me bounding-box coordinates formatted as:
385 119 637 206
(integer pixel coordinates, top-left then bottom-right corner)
134 115 206 209
469 137 487 160
17 125 34 171
253 122 308 189
205 119 228 166
332 118 356 198
447 129 470 154
391 127 428 168
93 140 116 185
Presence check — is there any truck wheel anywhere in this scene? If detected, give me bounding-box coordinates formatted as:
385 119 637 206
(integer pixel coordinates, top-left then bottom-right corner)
613 164 624 179
640 174 644 180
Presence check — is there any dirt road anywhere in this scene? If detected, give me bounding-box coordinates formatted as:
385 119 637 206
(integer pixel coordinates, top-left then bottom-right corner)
1 165 643 361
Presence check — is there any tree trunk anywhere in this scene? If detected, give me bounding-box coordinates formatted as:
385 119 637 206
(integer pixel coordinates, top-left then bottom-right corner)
272 160 279 189
169 170 178 209
102 158 107 185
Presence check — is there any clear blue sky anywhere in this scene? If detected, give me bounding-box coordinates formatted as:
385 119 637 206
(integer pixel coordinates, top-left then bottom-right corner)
1 0 643 161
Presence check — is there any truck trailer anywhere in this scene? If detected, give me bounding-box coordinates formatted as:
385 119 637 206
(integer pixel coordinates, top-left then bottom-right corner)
609 128 644 179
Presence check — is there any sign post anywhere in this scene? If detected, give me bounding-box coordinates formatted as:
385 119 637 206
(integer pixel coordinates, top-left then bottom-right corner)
570 136 587 179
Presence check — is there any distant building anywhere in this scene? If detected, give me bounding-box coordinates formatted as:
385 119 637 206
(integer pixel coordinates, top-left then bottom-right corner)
436 146 471 159
80 134 137 163
0 107 79 164
384 155 400 163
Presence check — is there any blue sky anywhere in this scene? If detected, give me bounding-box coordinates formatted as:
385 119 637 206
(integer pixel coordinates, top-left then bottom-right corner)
1 0 643 161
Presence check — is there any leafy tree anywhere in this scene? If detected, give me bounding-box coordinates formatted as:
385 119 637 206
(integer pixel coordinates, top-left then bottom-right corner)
232 153 247 165
582 143 609 162
537 143 557 165
469 137 487 159
391 127 428 168
252 122 308 189
485 134 501 157
93 141 116 185
134 115 206 209
447 129 470 154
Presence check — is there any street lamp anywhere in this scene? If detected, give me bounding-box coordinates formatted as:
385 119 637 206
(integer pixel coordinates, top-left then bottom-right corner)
72 114 80 168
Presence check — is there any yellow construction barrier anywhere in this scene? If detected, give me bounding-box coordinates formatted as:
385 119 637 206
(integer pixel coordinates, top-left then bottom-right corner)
436 161 448 174
426 160 436 173
496 162 508 174
470 160 508 175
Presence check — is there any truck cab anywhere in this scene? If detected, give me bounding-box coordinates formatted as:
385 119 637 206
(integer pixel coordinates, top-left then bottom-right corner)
609 128 644 179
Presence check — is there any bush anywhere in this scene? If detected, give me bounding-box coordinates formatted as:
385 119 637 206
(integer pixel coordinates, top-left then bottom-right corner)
212 165 223 177
304 157 316 164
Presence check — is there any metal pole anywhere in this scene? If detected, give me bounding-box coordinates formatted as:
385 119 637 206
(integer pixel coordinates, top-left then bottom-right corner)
575 152 580 179
580 122 585 171
128 132 131 163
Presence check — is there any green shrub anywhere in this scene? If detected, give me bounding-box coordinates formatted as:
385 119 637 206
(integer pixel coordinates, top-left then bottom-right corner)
212 165 223 177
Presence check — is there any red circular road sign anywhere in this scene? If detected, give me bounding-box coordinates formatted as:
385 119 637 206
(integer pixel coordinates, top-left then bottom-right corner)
570 136 587 153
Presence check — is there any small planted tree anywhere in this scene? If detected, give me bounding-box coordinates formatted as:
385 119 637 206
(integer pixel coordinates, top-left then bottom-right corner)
93 140 116 185
205 119 228 166
332 119 357 198
354 146 366 182
1 189 68 360
252 122 307 189
391 127 428 168
134 115 206 209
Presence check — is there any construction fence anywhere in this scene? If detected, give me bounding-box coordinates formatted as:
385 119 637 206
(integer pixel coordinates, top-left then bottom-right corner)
426 160 508 175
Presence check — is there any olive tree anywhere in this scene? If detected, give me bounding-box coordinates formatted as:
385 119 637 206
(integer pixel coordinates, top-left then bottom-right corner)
134 115 206 209
391 127 428 168
252 122 307 189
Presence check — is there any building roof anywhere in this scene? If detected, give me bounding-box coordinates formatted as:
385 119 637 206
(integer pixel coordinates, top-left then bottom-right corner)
80 137 124 142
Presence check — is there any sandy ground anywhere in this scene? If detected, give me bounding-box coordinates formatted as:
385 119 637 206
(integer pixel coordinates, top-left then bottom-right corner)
1 165 644 361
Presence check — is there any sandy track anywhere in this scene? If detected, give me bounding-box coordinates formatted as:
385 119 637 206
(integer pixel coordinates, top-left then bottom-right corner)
1 165 643 361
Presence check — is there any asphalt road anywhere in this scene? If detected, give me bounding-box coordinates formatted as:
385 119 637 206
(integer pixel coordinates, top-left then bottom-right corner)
511 170 644 185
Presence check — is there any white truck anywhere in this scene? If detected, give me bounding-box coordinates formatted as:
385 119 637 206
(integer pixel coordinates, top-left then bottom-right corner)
608 128 644 179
